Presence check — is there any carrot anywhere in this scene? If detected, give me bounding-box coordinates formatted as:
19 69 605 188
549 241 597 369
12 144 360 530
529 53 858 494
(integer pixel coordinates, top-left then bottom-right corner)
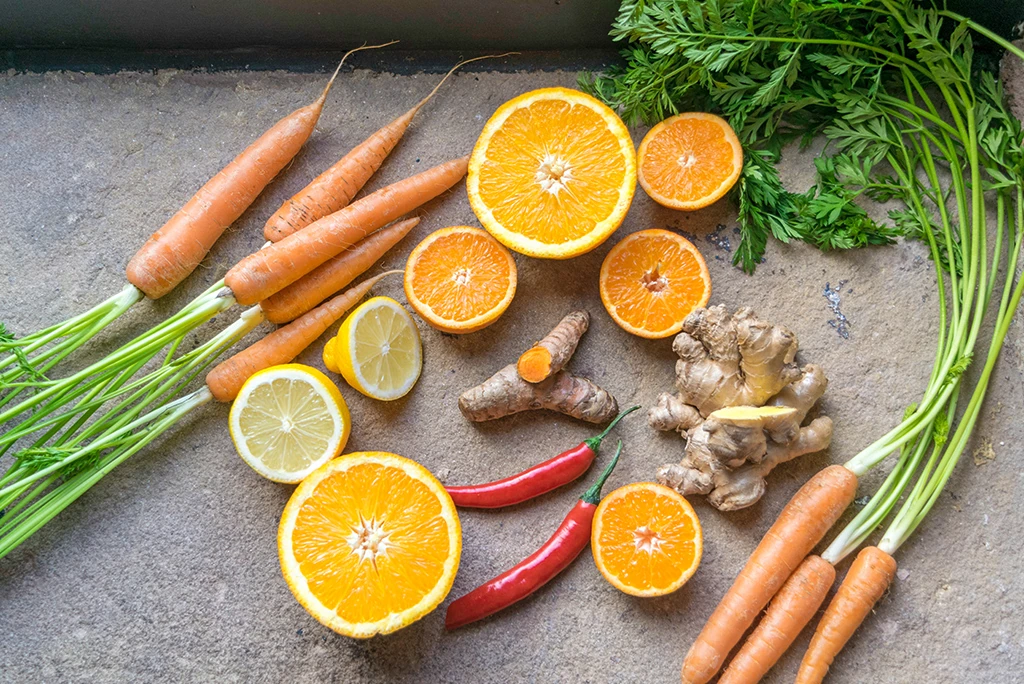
718 555 836 684
794 546 897 684
264 53 510 242
261 216 419 324
205 271 399 402
224 155 468 306
681 464 859 684
124 47 371 300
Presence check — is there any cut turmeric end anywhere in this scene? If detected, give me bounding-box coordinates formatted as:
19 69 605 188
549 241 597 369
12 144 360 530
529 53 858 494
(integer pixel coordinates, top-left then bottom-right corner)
517 347 553 383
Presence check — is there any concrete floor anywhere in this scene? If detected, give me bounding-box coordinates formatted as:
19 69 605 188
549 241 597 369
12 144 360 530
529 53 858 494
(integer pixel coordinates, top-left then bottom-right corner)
0 57 1022 683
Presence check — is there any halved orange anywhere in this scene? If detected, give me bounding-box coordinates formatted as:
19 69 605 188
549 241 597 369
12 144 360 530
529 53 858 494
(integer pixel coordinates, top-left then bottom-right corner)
637 112 743 210
599 229 711 339
467 87 637 259
278 452 461 638
592 482 702 597
404 226 517 334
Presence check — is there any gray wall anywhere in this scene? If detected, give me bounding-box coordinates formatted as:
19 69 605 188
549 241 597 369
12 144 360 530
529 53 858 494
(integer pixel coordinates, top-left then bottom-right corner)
0 0 1019 52
0 0 622 50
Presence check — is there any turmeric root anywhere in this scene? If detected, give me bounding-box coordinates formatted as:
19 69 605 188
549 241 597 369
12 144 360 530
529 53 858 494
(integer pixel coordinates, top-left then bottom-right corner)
652 306 833 511
459 364 618 423
460 309 617 423
517 310 589 383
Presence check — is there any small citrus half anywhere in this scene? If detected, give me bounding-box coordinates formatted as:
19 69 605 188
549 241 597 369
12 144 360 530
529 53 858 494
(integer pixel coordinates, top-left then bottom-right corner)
592 482 703 597
335 296 422 401
637 112 743 210
279 452 461 638
228 364 351 483
404 226 517 334
467 87 637 259
599 228 711 339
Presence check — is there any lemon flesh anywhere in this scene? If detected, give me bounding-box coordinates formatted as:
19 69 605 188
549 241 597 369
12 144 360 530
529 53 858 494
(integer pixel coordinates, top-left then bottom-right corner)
337 297 422 401
229 364 350 483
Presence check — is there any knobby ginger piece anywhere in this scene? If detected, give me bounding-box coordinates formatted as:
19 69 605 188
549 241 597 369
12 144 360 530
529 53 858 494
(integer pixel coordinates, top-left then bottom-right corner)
652 306 833 511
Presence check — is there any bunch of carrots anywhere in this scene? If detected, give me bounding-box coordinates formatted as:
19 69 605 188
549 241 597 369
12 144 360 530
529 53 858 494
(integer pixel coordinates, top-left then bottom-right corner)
0 47 502 558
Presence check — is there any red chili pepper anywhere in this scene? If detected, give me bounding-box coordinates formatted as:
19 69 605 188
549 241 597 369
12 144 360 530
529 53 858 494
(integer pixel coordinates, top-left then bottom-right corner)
444 441 622 630
446 406 637 509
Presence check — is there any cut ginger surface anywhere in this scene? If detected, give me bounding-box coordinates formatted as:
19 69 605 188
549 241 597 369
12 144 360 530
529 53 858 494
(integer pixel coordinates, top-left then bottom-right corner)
600 229 711 339
278 452 461 638
592 482 703 597
467 87 636 259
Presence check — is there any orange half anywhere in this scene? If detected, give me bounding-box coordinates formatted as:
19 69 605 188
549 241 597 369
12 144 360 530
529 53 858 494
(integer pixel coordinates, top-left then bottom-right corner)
467 87 637 259
592 482 702 597
404 226 518 334
278 452 461 638
637 112 743 210
599 228 711 339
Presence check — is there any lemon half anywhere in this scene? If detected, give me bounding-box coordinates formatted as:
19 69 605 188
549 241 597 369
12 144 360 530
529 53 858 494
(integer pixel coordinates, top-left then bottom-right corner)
228 364 351 483
336 296 422 401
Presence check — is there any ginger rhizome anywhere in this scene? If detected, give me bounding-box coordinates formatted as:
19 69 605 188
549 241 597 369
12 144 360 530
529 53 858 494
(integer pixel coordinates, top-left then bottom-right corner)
460 310 618 423
652 306 832 511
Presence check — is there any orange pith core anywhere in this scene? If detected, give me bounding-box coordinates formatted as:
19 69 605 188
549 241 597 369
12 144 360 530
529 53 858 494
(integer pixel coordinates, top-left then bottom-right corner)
595 485 701 594
641 117 739 203
290 462 452 624
409 230 512 323
477 99 628 244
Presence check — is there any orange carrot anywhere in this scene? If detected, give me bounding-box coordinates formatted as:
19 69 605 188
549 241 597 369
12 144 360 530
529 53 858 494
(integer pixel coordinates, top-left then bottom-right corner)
124 50 363 300
224 155 468 306
794 546 897 684
718 555 836 684
681 465 859 684
205 271 399 402
264 53 508 242
261 216 418 324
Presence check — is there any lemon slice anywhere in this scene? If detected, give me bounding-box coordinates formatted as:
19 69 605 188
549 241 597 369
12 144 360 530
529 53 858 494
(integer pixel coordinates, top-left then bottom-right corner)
229 364 351 483
336 296 422 401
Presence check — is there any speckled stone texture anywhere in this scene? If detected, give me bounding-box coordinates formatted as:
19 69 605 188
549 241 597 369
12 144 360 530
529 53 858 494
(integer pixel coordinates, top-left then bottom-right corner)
0 59 1021 683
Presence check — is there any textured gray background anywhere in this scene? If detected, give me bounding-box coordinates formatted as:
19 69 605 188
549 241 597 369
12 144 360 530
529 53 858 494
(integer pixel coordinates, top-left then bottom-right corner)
0 58 1021 683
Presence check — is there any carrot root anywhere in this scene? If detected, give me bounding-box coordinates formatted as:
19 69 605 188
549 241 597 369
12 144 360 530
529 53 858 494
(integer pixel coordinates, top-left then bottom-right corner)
719 555 836 684
681 465 858 684
261 216 419 324
794 546 897 684
205 270 399 402
264 51 510 243
225 155 468 306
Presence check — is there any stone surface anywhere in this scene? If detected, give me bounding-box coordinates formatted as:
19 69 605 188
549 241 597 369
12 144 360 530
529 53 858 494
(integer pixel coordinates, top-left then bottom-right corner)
0 60 1021 683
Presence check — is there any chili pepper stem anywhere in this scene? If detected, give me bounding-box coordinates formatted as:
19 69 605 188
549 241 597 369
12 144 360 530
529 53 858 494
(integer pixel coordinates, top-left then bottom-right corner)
582 405 639 453
581 440 622 506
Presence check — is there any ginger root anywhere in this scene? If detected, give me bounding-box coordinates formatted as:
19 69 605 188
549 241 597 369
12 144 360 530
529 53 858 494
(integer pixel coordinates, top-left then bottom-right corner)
459 310 618 423
652 306 833 511
517 310 589 383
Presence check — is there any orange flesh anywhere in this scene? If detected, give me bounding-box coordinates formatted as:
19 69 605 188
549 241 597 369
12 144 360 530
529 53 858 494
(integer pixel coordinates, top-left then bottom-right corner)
641 117 739 204
595 485 701 594
601 230 710 337
290 462 452 624
477 99 628 244
408 230 513 323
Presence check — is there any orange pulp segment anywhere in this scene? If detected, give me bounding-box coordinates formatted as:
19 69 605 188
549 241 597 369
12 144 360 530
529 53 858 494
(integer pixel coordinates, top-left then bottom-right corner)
404 226 517 334
637 112 743 210
599 228 711 339
467 87 637 259
592 482 703 597
278 452 461 638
